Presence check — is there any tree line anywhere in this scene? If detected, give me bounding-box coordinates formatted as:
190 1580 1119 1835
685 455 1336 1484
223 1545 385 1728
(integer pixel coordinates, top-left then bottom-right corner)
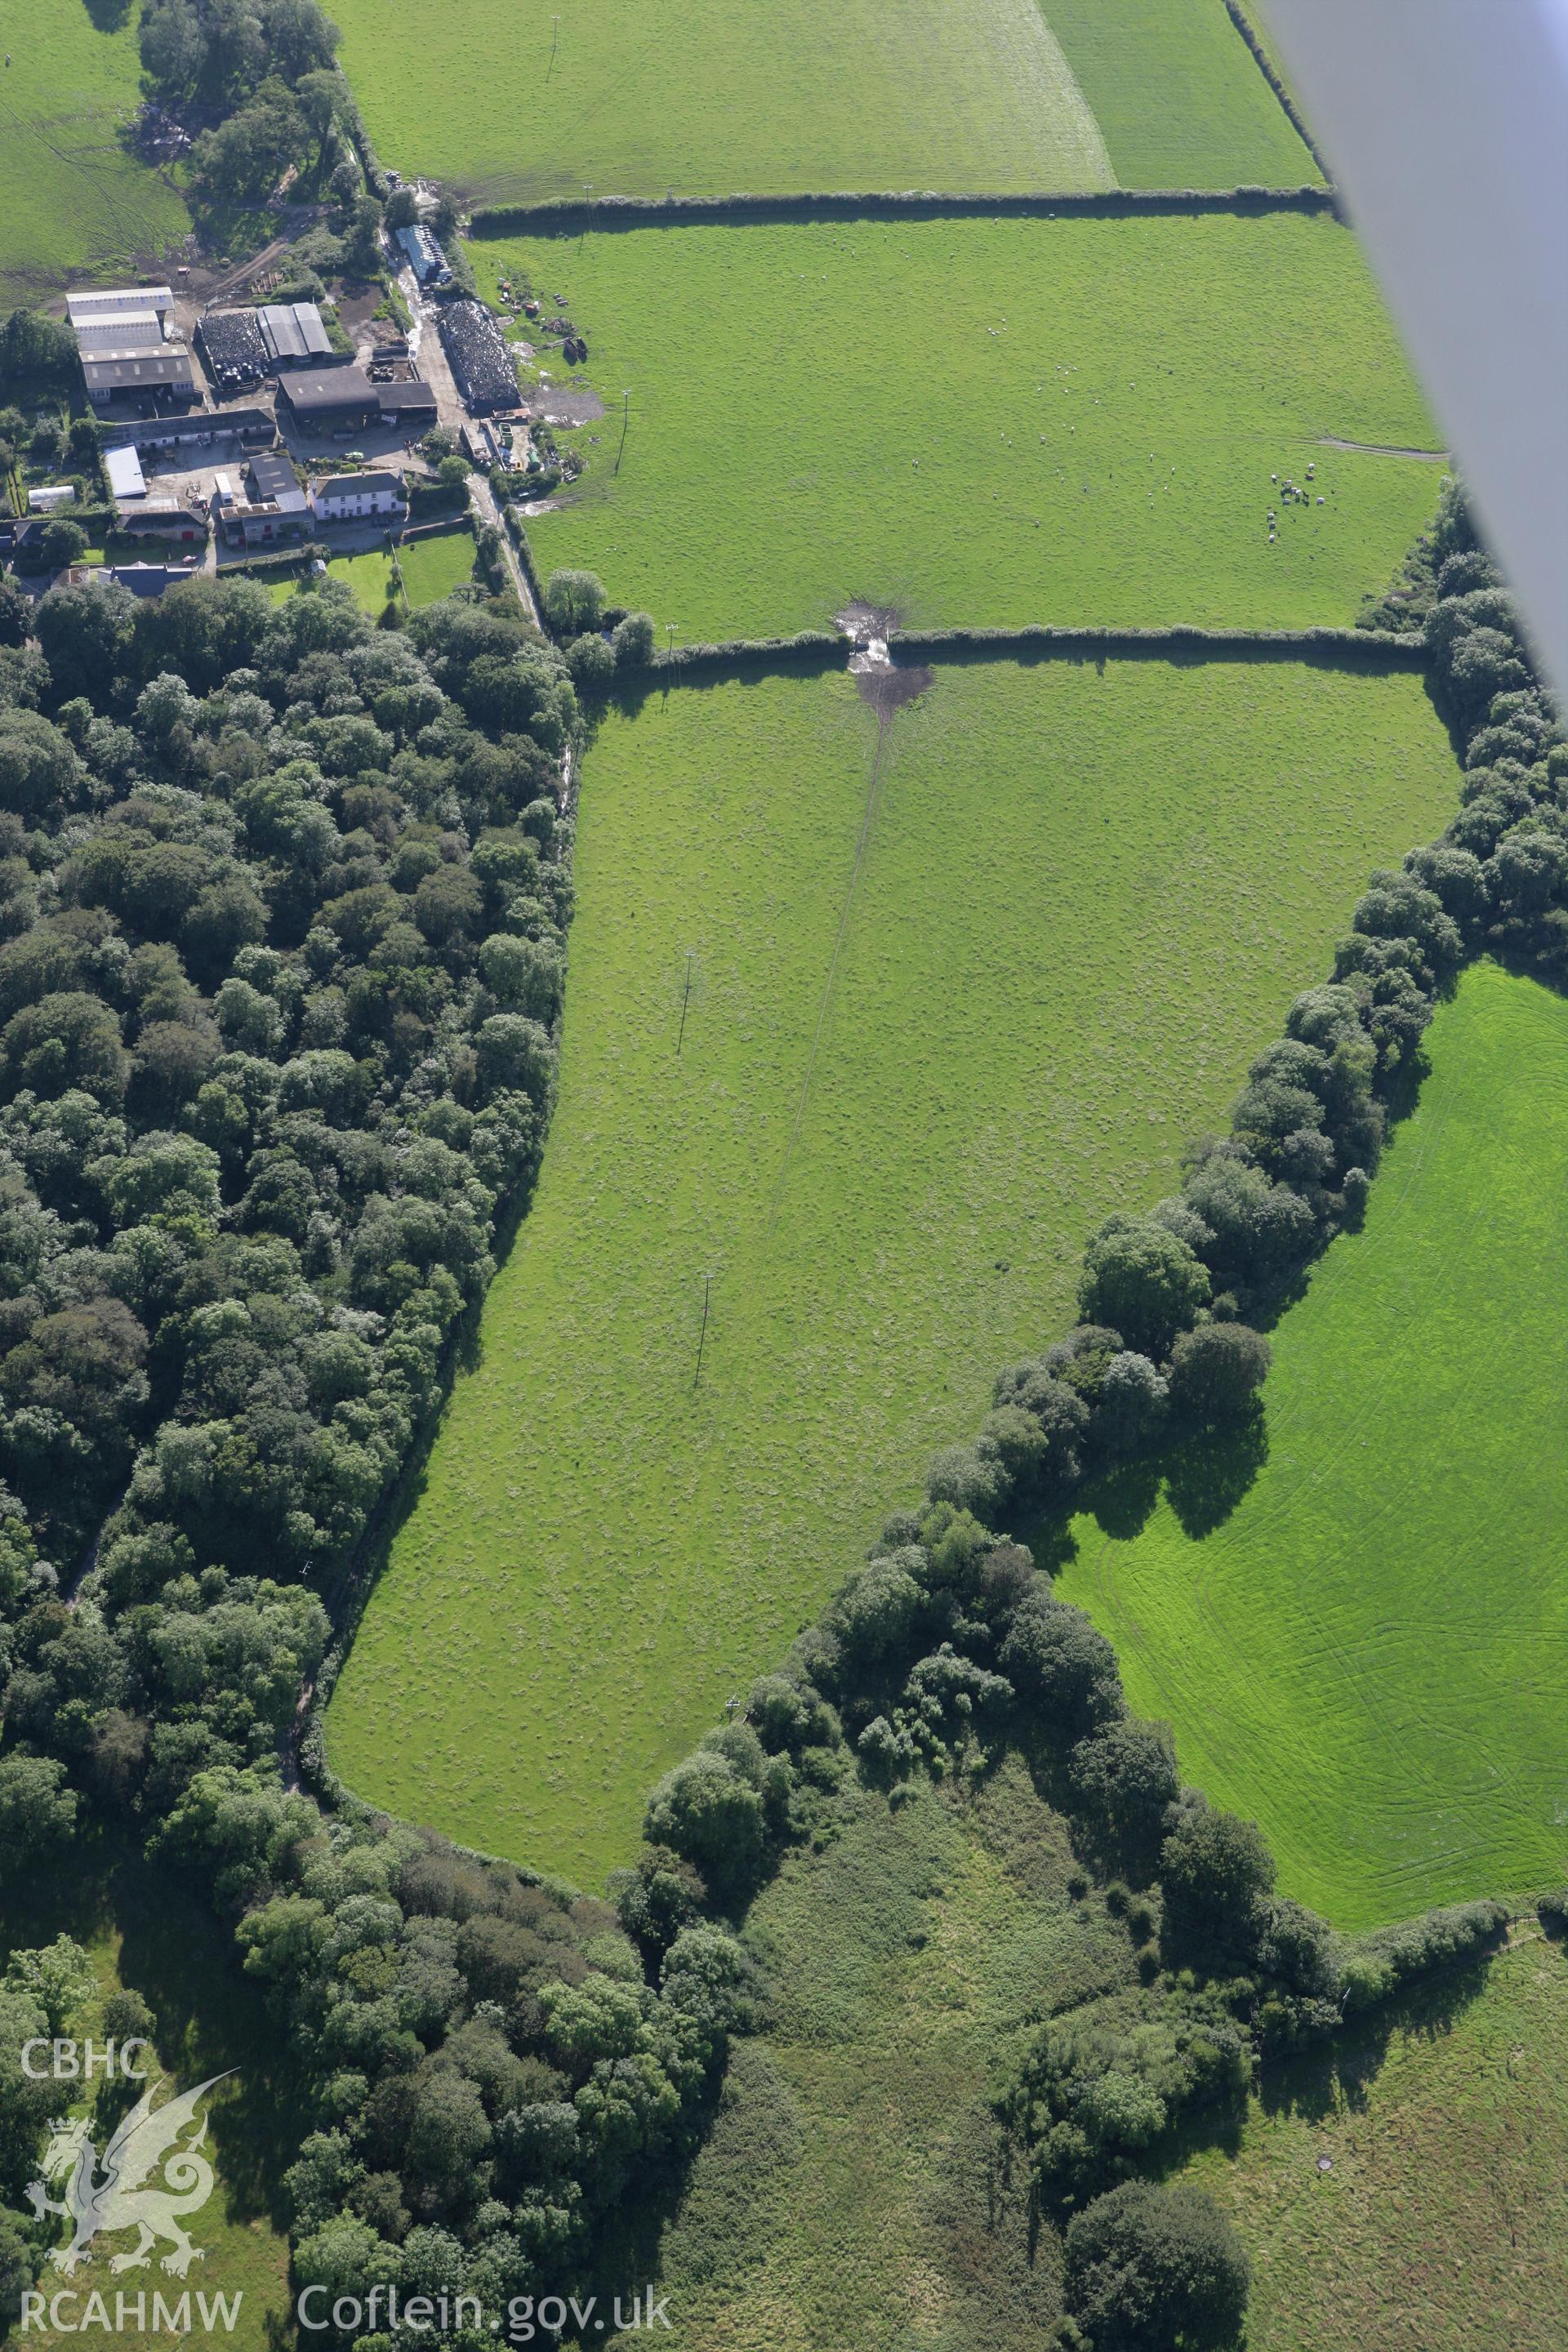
0 562 586 1859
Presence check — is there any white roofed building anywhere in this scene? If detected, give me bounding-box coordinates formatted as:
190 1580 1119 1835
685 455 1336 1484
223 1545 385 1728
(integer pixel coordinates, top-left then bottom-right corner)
308 469 408 523
67 281 196 412
74 312 165 352
105 447 147 501
67 287 175 331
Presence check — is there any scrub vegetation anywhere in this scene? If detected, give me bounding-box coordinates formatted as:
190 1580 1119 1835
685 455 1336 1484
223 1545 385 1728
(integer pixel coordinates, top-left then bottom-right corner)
632 1758 1116 2349
328 657 1459 1886
1181 1931 1568 2351
479 214 1442 640
650 1778 1568 2352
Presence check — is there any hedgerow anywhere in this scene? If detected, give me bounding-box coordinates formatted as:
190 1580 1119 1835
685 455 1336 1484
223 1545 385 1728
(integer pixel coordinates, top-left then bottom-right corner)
469 185 1334 238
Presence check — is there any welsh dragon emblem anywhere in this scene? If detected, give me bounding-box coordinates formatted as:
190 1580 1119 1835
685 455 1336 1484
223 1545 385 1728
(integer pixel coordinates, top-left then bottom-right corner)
25 2071 234 2276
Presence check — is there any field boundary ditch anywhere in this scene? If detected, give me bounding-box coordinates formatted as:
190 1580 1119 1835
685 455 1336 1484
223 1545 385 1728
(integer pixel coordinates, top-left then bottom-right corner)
469 183 1337 238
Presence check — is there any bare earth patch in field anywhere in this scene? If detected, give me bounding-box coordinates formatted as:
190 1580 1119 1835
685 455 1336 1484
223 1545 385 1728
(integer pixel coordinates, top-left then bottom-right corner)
530 386 608 425
857 661 934 715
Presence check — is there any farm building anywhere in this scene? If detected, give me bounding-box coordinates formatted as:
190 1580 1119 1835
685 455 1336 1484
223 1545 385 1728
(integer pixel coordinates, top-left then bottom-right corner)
376 379 439 430
103 407 274 457
104 447 147 501
276 368 384 434
247 450 303 506
308 470 408 523
119 500 207 546
462 418 514 468
68 283 196 412
218 449 310 546
258 302 333 366
196 310 269 390
101 563 197 598
79 346 198 410
396 224 449 287
67 287 175 332
438 301 518 414
74 312 164 352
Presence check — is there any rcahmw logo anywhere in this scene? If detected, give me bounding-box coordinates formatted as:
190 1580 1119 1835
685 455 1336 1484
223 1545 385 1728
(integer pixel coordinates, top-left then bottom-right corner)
20 2065 243 2329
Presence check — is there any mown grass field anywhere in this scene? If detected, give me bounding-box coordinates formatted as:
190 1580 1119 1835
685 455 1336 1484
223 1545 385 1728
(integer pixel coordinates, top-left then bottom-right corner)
1044 0 1316 189
332 0 1310 205
0 1828 295 2352
0 0 189 303
327 524 478 613
481 214 1441 641
619 1757 1133 2350
258 526 479 612
1058 962 1568 1931
327 658 1459 1886
1182 1931 1568 2349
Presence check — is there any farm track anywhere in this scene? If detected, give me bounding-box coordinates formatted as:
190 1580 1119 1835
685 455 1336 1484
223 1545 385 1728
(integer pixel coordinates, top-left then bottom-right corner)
468 470 538 622
203 234 294 303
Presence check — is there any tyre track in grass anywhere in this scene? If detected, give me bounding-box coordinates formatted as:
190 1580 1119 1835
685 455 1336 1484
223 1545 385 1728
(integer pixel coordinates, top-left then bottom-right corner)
763 662 929 1238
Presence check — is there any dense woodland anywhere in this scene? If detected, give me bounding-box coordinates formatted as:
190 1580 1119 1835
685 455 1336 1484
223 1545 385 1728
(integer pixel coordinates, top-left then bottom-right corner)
0 478 1560 2345
0 568 573 1822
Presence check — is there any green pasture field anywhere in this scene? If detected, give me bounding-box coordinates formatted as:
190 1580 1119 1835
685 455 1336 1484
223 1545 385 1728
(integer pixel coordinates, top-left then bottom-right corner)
1182 1931 1568 2350
326 657 1459 1886
1058 961 1568 1931
259 527 479 612
1043 0 1316 189
482 214 1442 642
0 1827 295 2352
620 1756 1133 2350
332 0 1310 206
0 0 190 304
327 525 478 613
